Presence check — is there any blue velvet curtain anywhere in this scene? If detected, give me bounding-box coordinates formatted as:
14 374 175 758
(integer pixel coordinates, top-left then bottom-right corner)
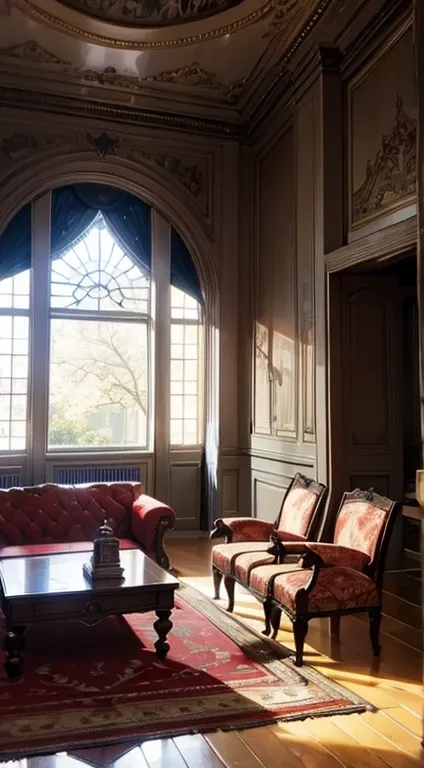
0 184 202 303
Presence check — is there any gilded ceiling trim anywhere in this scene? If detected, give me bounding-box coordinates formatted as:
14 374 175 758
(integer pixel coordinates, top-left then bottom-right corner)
0 87 242 138
22 0 275 49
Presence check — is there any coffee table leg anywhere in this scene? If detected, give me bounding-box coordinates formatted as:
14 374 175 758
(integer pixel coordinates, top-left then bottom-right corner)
154 610 173 660
3 626 26 680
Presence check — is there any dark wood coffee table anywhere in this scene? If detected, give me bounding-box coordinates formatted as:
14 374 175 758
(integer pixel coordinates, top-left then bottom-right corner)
0 548 179 680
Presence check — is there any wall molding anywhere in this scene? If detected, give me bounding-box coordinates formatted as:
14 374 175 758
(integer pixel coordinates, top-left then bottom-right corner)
324 215 417 273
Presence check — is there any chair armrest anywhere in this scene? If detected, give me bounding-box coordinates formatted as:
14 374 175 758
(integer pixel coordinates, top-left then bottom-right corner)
131 494 176 569
302 543 370 571
210 517 274 543
266 536 309 562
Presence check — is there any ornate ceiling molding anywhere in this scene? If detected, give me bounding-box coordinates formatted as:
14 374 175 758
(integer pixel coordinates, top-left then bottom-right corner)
21 0 275 49
56 0 244 27
0 42 245 102
0 40 71 65
0 86 242 136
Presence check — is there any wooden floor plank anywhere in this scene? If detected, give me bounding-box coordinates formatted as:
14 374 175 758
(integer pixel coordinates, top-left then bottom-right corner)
239 726 306 768
361 711 424 758
205 731 266 768
141 739 188 768
332 713 421 768
173 735 226 768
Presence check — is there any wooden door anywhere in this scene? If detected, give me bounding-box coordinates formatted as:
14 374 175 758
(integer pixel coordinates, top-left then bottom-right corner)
337 274 403 501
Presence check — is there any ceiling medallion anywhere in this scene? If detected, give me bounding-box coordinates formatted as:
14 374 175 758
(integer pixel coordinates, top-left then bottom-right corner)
22 0 275 49
56 0 245 27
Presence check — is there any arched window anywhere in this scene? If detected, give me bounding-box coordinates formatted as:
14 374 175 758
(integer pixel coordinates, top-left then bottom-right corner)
0 188 205 501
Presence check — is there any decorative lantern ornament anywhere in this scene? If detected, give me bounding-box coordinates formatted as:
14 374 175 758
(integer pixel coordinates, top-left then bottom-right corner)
83 519 124 582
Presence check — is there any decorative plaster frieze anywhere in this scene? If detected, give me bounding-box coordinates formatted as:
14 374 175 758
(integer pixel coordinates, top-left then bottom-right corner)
0 43 243 103
0 128 211 216
143 62 225 91
0 40 71 65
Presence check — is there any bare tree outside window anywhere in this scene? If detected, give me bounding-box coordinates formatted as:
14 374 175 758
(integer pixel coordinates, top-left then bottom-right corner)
48 215 150 450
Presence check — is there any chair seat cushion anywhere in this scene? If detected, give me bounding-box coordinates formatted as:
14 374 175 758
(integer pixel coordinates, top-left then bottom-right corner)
0 539 138 558
233 551 275 584
272 566 379 614
249 563 303 596
212 541 273 575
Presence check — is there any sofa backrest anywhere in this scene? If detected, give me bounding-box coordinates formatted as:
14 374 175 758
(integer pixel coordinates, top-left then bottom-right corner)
0 482 142 546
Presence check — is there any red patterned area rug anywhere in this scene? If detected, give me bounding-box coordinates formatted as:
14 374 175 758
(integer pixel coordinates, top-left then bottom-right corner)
0 584 371 759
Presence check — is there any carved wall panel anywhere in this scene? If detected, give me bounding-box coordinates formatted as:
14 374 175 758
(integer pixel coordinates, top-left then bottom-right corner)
296 96 316 442
253 126 297 439
348 24 417 232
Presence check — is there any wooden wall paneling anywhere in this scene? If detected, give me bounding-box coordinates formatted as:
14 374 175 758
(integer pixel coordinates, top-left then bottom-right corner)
253 141 277 436
169 459 201 530
271 126 297 441
296 94 316 448
220 468 239 516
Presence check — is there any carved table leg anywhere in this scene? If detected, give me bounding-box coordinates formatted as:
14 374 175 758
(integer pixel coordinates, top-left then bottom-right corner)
3 626 26 680
154 610 173 660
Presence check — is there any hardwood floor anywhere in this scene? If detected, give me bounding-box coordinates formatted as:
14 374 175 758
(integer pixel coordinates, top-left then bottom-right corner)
1 539 423 768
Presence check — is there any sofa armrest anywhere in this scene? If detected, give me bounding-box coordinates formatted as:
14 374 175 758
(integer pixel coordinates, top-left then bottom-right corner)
132 494 176 569
210 517 274 543
302 543 370 571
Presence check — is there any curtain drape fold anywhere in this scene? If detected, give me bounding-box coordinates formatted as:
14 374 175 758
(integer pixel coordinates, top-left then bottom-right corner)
0 184 202 303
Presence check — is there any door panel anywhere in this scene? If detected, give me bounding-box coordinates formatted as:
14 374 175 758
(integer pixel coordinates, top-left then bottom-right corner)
340 275 403 501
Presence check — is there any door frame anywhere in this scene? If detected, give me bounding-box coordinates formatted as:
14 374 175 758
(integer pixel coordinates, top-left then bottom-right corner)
323 215 417 534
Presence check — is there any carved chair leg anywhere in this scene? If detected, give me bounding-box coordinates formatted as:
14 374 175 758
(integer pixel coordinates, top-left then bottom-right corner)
330 615 341 639
212 567 223 600
369 608 382 656
293 618 308 667
270 604 282 640
224 575 235 613
262 600 272 636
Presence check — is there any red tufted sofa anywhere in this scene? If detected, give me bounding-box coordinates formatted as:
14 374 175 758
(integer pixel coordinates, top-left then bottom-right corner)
0 482 176 569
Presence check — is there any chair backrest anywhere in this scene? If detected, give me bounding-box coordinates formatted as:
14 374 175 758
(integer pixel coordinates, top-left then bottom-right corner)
333 488 400 582
275 473 327 541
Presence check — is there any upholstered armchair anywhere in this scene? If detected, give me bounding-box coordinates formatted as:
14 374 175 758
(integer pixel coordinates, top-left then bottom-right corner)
210 473 327 612
248 488 400 667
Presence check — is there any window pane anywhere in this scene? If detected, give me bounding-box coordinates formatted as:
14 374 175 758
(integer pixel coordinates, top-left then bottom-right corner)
48 319 149 450
0 315 29 451
0 270 30 310
171 286 200 321
50 216 150 313
170 309 203 446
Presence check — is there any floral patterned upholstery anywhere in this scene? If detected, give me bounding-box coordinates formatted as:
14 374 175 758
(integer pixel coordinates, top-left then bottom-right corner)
304 543 370 571
233 550 275 583
249 563 302 597
218 518 275 543
212 541 272 575
333 500 389 565
277 487 320 539
272 567 379 614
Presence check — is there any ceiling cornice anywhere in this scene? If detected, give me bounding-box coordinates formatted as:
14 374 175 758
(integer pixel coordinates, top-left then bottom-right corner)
0 87 244 139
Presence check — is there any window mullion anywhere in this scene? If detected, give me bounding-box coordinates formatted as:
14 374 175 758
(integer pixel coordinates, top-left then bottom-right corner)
30 192 51 483
151 210 171 502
